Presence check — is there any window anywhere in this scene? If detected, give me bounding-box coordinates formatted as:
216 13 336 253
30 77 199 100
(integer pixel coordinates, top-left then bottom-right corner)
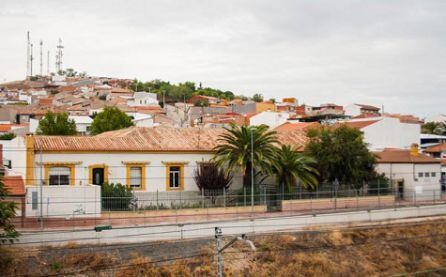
418 172 423 178
48 167 70 186
169 166 181 189
431 172 436 177
130 167 142 189
425 172 430 177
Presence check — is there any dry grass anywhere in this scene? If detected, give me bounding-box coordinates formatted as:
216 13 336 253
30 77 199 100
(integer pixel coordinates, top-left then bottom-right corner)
2 221 446 276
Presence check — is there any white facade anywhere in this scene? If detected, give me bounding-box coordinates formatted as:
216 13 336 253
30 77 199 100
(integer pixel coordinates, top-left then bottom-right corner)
347 117 420 151
344 104 362 117
30 152 243 192
0 136 27 177
250 111 290 128
376 162 442 200
126 112 154 128
29 116 94 135
127 92 159 107
26 185 101 218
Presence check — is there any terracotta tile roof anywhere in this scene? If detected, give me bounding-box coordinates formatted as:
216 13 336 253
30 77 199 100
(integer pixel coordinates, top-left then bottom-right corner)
441 159 446 166
33 125 309 152
356 104 380 110
3 176 25 196
274 122 320 133
0 125 12 132
335 120 380 130
425 143 446 153
34 126 225 152
374 149 440 164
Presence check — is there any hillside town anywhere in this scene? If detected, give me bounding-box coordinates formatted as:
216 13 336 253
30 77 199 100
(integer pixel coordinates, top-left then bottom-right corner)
1 1 446 276
0 73 445 218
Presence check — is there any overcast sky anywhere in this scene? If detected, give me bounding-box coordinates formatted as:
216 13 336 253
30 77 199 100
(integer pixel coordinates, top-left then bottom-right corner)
1 0 445 117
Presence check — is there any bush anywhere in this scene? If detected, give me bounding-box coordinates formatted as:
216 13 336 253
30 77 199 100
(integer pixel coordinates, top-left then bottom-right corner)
101 183 135 211
0 133 15 140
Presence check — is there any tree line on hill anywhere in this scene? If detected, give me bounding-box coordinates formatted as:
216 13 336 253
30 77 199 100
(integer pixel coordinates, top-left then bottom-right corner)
130 79 255 103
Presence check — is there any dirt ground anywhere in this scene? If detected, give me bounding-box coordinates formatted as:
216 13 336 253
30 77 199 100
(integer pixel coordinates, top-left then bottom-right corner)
2 219 446 276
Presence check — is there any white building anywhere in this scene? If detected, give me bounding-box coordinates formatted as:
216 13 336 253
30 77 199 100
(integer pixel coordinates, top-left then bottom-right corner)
344 103 380 118
375 147 442 201
127 92 159 107
126 112 154 128
29 115 94 135
339 116 420 151
249 111 290 129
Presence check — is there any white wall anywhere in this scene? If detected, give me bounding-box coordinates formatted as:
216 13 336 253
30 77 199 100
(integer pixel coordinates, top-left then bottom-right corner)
26 185 101 218
376 162 442 200
250 111 290 128
1 136 27 177
360 117 420 151
31 152 243 192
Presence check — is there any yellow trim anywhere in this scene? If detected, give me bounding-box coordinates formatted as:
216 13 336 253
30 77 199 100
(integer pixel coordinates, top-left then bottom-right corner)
162 161 190 165
121 161 151 165
44 163 76 186
25 135 35 186
37 161 82 166
88 164 109 185
165 163 185 191
125 163 146 191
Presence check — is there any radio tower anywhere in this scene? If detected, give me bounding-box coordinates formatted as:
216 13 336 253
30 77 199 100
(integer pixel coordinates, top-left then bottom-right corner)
30 43 34 77
26 31 30 77
55 38 64 74
39 40 43 76
47 50 50 75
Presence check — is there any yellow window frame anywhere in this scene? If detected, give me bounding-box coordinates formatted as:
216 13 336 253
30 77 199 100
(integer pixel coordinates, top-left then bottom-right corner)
125 163 146 191
44 163 76 186
165 163 185 191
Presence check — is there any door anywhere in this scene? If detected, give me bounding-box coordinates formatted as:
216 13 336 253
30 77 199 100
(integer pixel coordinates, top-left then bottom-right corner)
397 181 404 200
92 168 105 186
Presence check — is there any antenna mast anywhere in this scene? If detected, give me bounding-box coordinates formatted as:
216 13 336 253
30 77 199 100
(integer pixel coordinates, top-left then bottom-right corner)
39 40 43 76
30 43 34 77
47 50 50 75
26 31 30 77
55 38 64 74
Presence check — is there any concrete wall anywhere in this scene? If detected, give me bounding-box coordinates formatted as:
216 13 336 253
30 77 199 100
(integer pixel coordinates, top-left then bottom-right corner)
32 152 244 192
361 117 420 151
250 111 290 128
344 104 361 117
376 162 442 200
26 185 101 218
282 196 395 212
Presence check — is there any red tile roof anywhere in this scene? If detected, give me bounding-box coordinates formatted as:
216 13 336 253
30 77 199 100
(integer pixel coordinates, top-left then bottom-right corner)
3 176 25 196
356 104 380 110
274 122 320 133
335 120 380 130
425 143 446 153
33 126 309 152
374 149 440 164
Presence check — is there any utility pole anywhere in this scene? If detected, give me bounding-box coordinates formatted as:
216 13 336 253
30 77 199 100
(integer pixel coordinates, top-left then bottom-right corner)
215 227 256 277
47 50 50 75
55 38 64 73
250 127 254 210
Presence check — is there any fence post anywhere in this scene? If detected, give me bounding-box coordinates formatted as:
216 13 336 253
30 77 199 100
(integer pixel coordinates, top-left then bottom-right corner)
244 187 246 207
434 190 436 205
156 190 159 211
223 188 226 208
180 189 182 209
202 189 205 209
356 191 359 210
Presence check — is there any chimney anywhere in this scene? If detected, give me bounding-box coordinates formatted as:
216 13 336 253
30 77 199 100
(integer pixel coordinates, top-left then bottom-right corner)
410 143 419 157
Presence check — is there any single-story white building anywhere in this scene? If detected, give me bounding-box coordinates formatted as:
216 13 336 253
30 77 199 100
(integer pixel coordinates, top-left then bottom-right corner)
375 146 442 201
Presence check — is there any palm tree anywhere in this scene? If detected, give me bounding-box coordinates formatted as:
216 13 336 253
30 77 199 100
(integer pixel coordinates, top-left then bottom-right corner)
213 124 278 188
273 145 319 195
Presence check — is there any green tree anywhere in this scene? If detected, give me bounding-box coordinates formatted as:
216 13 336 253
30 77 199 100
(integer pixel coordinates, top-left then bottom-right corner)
273 145 319 194
422 121 446 135
0 133 16 140
0 177 19 243
213 124 278 188
36 111 77 135
252 93 264 102
90 107 134 135
194 99 210 107
304 125 377 192
101 182 134 211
